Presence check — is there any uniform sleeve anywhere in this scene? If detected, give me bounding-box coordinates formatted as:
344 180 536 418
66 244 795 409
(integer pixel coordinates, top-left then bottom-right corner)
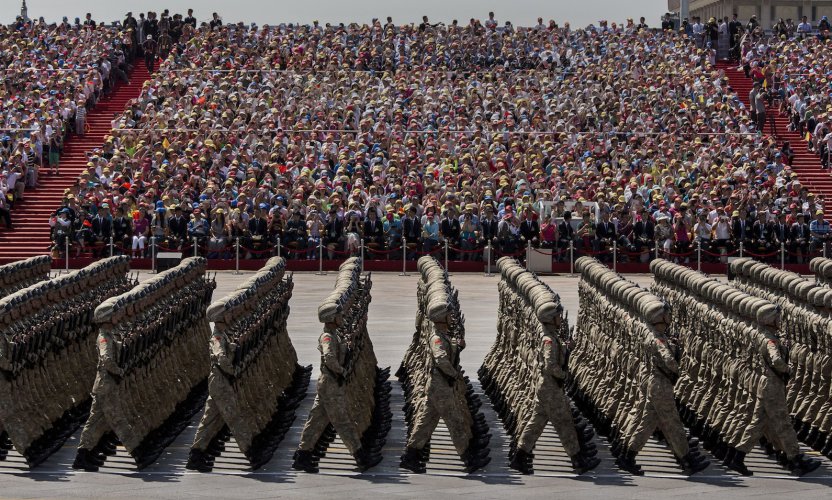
211 333 235 375
541 336 566 380
430 334 458 378
654 337 679 375
320 333 344 376
98 330 122 376
764 337 788 374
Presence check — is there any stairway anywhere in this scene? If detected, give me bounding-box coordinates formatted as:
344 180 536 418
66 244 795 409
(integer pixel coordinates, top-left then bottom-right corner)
719 61 832 218
0 65 151 264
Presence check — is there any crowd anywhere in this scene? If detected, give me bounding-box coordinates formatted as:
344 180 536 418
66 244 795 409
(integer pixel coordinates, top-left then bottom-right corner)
35 11 832 265
0 15 134 230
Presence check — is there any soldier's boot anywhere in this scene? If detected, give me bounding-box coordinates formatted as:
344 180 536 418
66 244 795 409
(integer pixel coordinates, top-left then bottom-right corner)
797 422 812 442
822 437 832 457
354 447 383 472
805 427 820 447
614 449 643 476
399 447 426 473
0 432 12 451
185 449 214 473
508 449 533 474
680 451 709 475
292 450 319 473
580 443 598 458
462 448 491 473
787 454 821 477
571 452 600 475
724 449 752 476
72 449 100 472
810 431 828 450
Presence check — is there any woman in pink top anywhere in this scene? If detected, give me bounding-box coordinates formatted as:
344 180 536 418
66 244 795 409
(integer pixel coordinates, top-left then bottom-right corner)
673 213 691 260
132 206 150 258
539 214 558 248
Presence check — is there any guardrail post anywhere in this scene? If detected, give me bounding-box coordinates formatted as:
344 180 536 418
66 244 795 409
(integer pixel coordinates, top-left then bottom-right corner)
697 241 702 272
316 238 326 275
277 240 281 259
65 236 69 271
318 238 324 273
485 241 493 277
526 240 531 271
193 237 199 258
360 239 365 273
109 234 114 257
569 240 574 275
235 238 240 275
780 242 785 270
613 240 617 272
400 238 408 276
739 242 744 258
655 241 659 261
151 238 157 273
445 239 451 274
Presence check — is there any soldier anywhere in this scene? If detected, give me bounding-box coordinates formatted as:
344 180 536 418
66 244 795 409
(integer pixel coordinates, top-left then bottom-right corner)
399 256 490 474
293 260 386 473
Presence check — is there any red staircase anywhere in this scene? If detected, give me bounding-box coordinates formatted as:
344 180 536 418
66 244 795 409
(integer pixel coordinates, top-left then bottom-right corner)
719 61 832 218
0 65 151 264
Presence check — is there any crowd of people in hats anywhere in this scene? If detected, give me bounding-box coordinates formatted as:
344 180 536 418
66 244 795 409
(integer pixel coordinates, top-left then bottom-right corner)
15 10 828 264
1 15 135 231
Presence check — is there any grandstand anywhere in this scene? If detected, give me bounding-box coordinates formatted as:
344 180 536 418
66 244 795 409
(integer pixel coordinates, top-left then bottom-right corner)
2 10 832 274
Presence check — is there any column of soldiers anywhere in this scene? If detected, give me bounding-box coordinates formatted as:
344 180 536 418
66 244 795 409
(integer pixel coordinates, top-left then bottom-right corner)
0 256 52 297
397 256 491 474
292 258 392 473
0 257 133 467
569 257 709 475
729 257 832 460
810 257 832 287
0 255 53 461
74 257 216 471
187 257 312 472
478 257 599 475
650 259 820 476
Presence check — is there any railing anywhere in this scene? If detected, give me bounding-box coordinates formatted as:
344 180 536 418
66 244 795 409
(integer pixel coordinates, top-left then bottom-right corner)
46 236 828 275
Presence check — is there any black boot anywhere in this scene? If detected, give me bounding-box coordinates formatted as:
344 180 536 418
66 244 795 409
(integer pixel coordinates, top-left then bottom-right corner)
354 447 383 472
292 449 319 473
680 451 709 474
399 446 425 473
72 449 100 472
725 449 752 476
185 449 213 473
508 448 533 474
462 448 491 473
571 452 601 474
788 454 821 477
615 448 643 475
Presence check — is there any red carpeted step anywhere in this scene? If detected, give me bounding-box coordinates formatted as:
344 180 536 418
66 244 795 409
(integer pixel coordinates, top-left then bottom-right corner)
718 61 832 218
0 65 153 258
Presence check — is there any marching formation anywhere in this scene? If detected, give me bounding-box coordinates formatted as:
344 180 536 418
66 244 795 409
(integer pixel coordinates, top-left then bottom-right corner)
570 257 709 475
397 256 491 473
1 251 830 479
0 257 133 467
651 259 820 476
73 257 216 471
0 256 52 297
188 257 311 472
292 258 392 473
730 258 832 460
480 257 599 474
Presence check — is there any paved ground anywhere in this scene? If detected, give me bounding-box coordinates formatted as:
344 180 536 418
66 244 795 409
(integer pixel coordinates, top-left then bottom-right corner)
1 271 831 499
